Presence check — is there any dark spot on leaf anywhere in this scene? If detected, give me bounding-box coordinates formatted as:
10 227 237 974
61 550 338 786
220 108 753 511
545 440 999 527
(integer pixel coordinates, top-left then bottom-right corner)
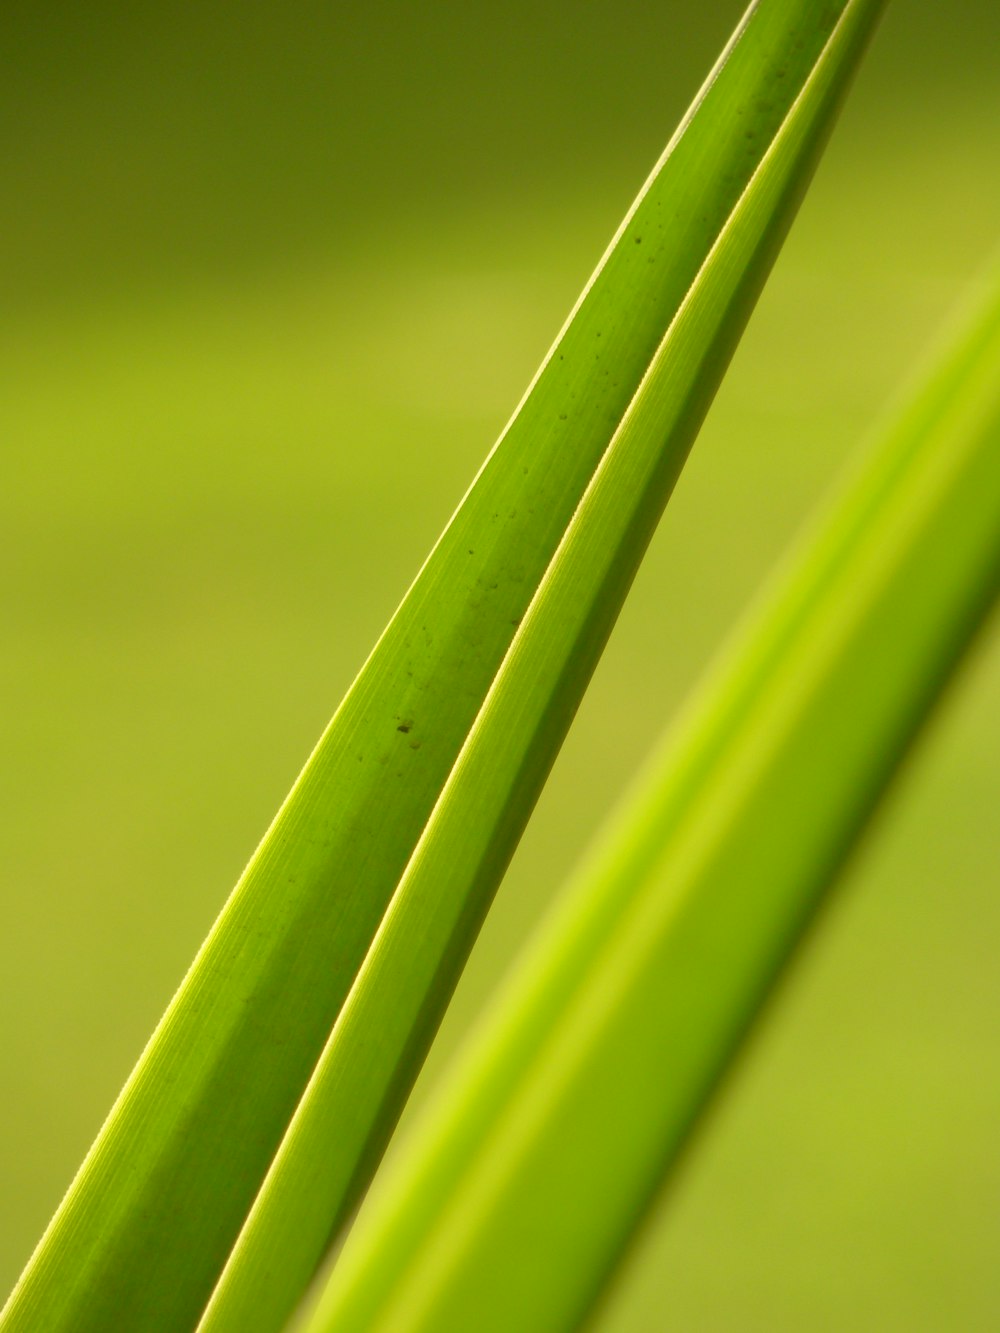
397 721 412 733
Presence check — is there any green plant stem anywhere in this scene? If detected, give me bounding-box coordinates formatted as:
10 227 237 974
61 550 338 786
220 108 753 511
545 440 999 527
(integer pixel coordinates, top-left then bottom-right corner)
0 3 882 1330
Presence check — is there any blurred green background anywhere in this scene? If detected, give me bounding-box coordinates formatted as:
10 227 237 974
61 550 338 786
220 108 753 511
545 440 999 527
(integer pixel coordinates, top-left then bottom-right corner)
3 1 999 1327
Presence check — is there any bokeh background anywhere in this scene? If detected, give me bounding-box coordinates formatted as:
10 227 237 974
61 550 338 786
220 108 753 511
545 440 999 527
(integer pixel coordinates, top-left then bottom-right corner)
3 1 999 1327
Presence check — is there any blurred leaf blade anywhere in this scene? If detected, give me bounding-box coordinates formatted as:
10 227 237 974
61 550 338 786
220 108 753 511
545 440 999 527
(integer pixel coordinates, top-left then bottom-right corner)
1 2 882 1331
193 4 886 1332
304 261 1000 1333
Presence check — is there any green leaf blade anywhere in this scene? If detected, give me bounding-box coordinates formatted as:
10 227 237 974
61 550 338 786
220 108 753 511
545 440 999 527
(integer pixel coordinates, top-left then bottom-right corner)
0 3 883 1330
304 262 1000 1333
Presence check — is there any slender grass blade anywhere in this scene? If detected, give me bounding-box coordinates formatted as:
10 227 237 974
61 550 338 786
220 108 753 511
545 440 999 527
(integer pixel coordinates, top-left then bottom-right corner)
0 2 883 1329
